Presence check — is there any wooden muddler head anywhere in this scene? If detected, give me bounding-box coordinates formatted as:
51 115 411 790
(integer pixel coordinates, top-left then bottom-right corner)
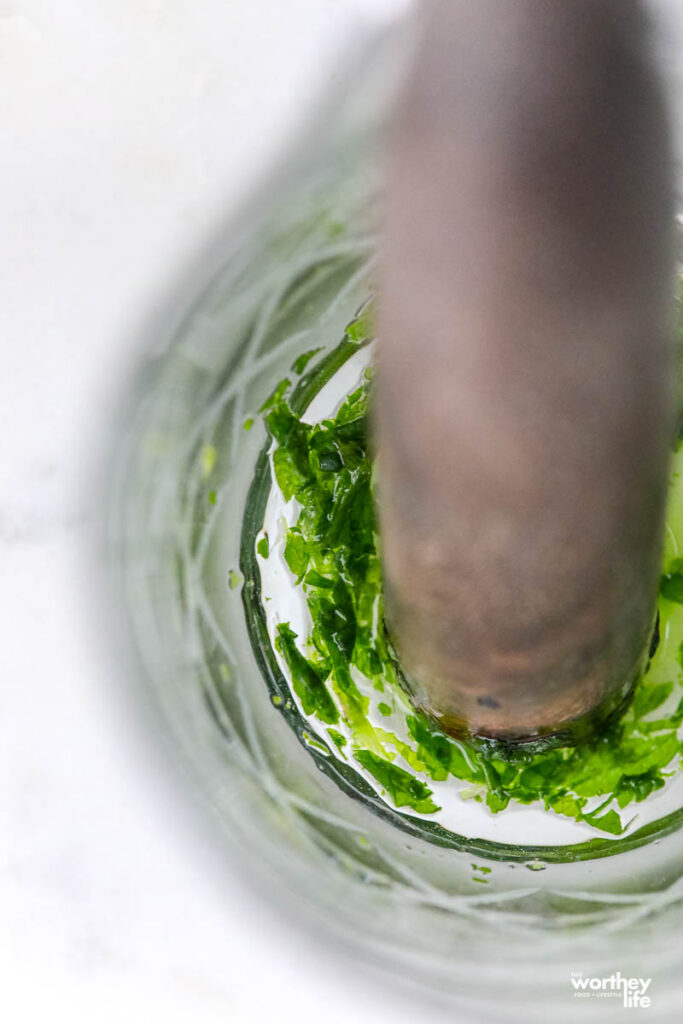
375 0 677 744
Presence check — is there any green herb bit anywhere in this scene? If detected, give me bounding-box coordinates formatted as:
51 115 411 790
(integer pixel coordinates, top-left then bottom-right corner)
328 728 347 750
256 534 269 559
275 623 339 725
345 304 374 342
631 681 673 719
355 749 440 814
284 531 307 582
259 377 291 413
292 348 322 375
661 559 683 604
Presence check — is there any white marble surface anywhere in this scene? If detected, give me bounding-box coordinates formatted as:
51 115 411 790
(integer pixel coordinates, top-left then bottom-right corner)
0 3 429 1022
3 3 683 1022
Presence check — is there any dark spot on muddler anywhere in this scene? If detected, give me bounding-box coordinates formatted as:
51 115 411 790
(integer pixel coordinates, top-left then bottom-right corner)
477 695 501 709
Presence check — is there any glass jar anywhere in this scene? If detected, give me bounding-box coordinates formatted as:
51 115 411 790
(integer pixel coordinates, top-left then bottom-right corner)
105 16 683 1021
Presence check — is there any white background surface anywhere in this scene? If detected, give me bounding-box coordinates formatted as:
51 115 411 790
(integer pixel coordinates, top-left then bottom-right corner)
2 3 683 1022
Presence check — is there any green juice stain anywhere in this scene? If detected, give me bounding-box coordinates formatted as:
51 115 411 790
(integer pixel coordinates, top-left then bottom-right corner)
257 305 683 836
